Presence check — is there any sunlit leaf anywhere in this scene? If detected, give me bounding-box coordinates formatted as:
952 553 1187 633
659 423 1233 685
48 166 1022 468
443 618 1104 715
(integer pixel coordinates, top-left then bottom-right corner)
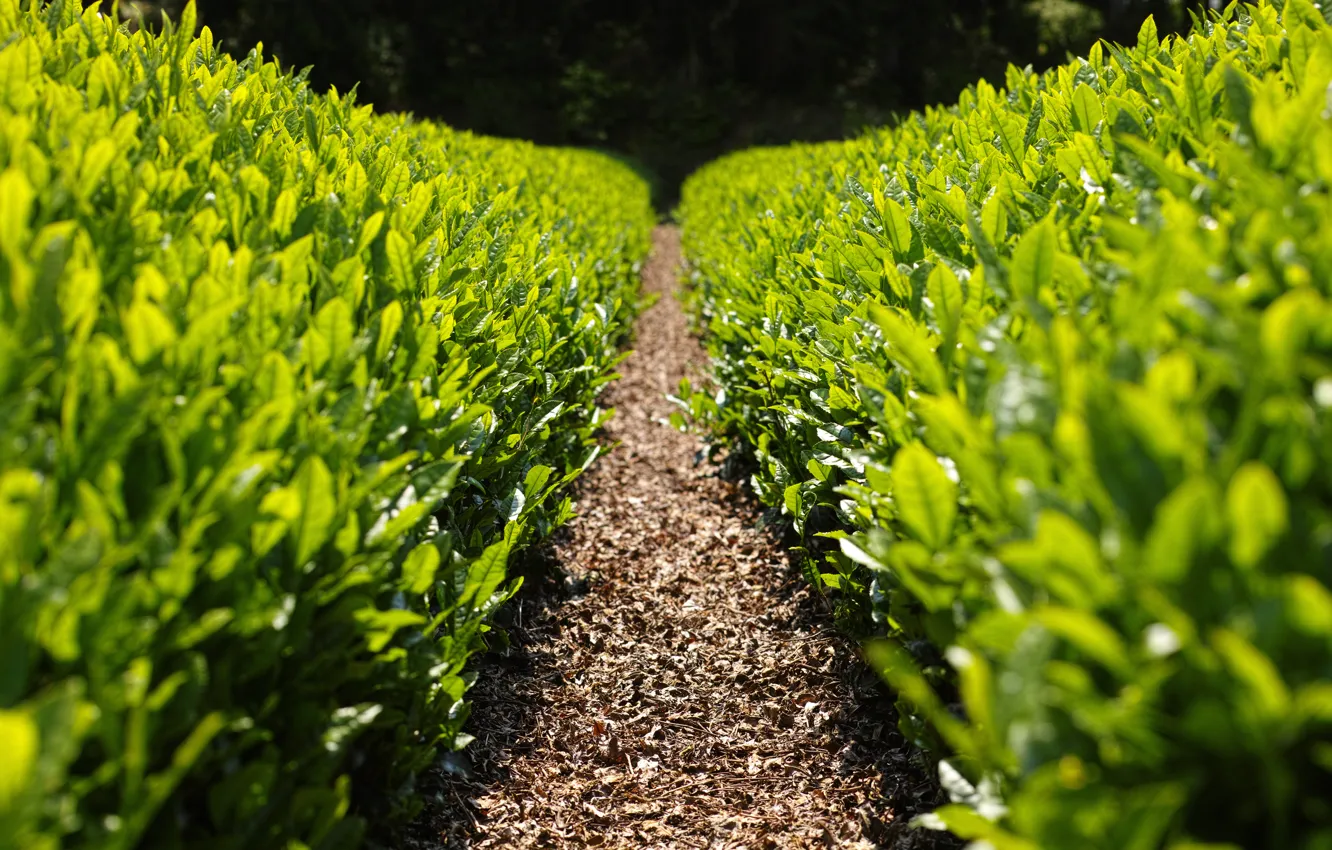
891 442 957 550
1226 462 1288 570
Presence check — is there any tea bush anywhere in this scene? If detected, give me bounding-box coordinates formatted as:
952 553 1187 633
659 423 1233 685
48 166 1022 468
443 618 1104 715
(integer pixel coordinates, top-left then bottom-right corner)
0 2 651 847
679 2 1332 847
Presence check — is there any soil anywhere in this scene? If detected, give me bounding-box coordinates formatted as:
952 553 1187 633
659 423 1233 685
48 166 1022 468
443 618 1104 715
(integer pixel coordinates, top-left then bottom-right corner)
407 226 956 849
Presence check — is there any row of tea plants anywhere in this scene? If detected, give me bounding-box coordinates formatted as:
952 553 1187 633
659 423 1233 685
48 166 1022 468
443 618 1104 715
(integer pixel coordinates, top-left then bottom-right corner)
679 2 1332 847
0 2 653 847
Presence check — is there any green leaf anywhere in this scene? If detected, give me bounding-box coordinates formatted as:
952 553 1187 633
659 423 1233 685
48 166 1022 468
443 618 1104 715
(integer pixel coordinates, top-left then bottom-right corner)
1226 462 1288 569
926 263 964 346
1009 217 1056 302
915 804 1038 849
1137 15 1158 55
891 442 957 550
77 138 117 201
386 229 415 292
402 543 441 596
271 188 298 238
498 486 526 522
176 0 198 42
884 196 914 259
526 400 565 434
122 300 179 364
1055 132 1111 187
314 297 354 371
0 167 35 254
1116 383 1188 462
981 191 1008 246
784 482 803 519
1286 0 1327 32
293 456 336 564
375 300 404 364
1144 477 1223 582
253 487 299 556
1260 289 1323 380
1035 606 1132 677
868 303 946 392
414 459 462 508
523 465 553 497
1212 628 1290 719
0 709 37 810
460 539 510 609
1180 59 1213 141
994 111 1027 168
358 211 386 254
0 38 42 111
358 610 428 653
321 703 384 755
121 712 227 847
1285 574 1332 637
1071 83 1103 133
864 639 972 753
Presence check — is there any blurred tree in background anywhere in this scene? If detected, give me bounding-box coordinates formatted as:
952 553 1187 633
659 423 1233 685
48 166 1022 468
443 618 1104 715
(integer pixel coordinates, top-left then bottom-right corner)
109 0 1198 204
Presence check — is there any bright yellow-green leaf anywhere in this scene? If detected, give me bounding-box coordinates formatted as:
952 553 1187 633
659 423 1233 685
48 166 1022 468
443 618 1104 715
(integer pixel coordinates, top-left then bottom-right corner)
386 229 415 292
1212 628 1290 719
358 210 386 254
77 138 118 202
1285 574 1332 637
402 543 441 596
253 486 300 557
314 296 354 370
1137 15 1158 55
271 188 298 238
1115 383 1189 462
0 168 35 255
375 300 404 364
0 709 37 810
1008 217 1056 301
868 303 946 392
293 456 336 564
927 263 964 344
1260 289 1324 380
1035 606 1132 677
891 442 957 550
123 300 179 365
981 191 1008 245
883 196 913 259
1144 477 1223 582
0 37 42 111
1071 83 1103 133
523 465 553 497
1226 462 1288 569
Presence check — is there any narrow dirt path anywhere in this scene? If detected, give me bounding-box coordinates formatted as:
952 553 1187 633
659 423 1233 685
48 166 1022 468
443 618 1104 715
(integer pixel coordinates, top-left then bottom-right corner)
412 227 950 849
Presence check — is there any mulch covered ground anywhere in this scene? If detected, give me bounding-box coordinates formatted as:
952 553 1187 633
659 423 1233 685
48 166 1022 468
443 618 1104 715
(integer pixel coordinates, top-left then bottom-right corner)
409 227 956 849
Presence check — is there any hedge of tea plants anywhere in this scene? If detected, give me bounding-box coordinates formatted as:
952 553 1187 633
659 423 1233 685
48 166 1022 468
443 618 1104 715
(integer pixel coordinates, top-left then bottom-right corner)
0 2 652 848
679 2 1332 847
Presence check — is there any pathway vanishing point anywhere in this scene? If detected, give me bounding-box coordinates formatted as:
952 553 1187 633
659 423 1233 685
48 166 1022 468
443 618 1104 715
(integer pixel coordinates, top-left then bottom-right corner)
411 226 953 850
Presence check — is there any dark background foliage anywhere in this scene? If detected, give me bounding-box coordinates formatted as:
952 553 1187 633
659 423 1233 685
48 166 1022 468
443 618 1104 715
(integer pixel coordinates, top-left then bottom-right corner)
112 0 1196 205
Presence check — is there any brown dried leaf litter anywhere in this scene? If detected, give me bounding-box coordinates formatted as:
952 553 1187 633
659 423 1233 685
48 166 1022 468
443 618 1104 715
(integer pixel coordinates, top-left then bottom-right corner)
408 227 957 849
